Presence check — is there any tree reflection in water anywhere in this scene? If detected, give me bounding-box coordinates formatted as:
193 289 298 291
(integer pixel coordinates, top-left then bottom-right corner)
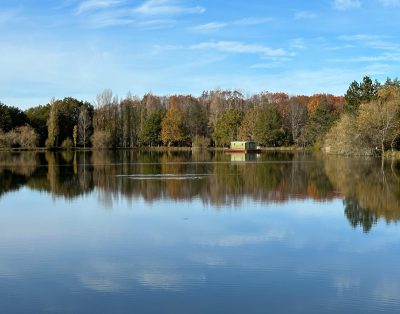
0 151 399 232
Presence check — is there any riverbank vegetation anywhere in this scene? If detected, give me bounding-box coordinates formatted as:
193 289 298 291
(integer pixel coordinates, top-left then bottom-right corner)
1 76 399 156
324 77 400 156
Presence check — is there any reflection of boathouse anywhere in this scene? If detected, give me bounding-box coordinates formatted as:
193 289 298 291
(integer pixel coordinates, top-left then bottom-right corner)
224 141 261 153
230 153 257 162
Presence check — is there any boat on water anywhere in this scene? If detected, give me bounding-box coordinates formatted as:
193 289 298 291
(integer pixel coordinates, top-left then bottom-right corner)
224 141 262 153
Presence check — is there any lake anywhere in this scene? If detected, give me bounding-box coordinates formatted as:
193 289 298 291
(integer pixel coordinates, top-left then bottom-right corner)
0 150 400 313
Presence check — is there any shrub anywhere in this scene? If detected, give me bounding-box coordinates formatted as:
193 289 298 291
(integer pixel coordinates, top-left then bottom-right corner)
0 126 38 148
13 126 39 148
192 135 210 148
91 130 113 149
61 137 73 150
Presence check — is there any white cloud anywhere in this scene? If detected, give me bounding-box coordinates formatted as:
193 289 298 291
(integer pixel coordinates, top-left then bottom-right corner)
76 0 205 27
338 34 400 51
379 0 400 6
233 17 273 25
373 279 400 303
338 34 382 41
137 19 176 29
290 38 306 50
191 41 290 58
0 10 19 25
333 275 360 293
133 0 205 16
190 22 227 32
82 9 135 27
76 0 125 14
136 271 206 290
324 44 354 51
197 229 286 247
363 63 391 75
190 17 272 33
331 52 400 63
333 0 362 10
295 11 317 19
251 62 285 69
367 40 400 51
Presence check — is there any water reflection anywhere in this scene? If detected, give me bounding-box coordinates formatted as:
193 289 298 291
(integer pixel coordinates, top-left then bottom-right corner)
2 151 400 313
1 151 400 232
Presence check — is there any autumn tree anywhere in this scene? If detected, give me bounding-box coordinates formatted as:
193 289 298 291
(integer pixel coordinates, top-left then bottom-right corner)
324 84 400 156
161 105 185 146
357 85 400 154
46 99 60 148
208 90 226 133
238 107 258 141
324 114 362 155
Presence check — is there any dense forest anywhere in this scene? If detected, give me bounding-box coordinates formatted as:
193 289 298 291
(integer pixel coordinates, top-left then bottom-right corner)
1 76 400 155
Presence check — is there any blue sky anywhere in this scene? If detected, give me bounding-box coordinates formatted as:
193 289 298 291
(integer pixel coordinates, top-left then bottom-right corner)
1 0 400 108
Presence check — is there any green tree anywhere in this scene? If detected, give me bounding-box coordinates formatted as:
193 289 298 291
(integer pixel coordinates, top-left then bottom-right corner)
254 107 286 147
25 104 50 146
213 109 243 147
139 111 163 146
184 99 208 139
0 102 27 132
239 106 286 146
344 199 377 233
47 97 91 148
120 96 140 148
305 97 339 145
344 76 379 115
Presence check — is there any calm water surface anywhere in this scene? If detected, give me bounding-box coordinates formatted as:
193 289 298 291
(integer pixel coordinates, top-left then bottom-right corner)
0 150 400 313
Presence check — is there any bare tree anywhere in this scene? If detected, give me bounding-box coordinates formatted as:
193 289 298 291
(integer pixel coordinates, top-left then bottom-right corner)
288 99 308 145
78 106 92 149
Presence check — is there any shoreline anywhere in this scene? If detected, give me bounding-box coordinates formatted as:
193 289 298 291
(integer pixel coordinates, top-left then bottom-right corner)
0 146 308 153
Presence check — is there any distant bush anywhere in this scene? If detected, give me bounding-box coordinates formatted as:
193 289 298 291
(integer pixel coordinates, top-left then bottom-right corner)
192 135 210 148
17 126 39 148
91 130 113 149
0 125 38 148
61 137 73 150
0 130 9 147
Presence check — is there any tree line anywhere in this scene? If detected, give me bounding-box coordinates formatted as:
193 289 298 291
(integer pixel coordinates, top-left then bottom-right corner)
0 76 399 154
